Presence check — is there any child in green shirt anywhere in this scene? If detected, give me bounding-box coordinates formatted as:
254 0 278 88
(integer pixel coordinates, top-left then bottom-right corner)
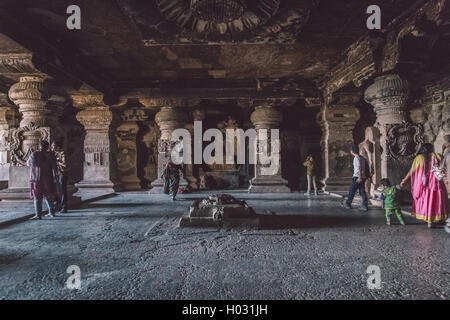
380 178 405 226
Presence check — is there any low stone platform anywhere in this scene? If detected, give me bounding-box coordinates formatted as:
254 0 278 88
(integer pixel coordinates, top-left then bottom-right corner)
180 194 259 228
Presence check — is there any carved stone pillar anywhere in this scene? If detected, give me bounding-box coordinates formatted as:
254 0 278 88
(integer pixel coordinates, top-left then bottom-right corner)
0 94 19 189
117 108 148 190
116 121 140 190
142 122 159 187
318 93 361 192
248 104 290 193
183 108 205 190
75 99 121 194
364 74 423 184
0 76 67 200
149 106 188 194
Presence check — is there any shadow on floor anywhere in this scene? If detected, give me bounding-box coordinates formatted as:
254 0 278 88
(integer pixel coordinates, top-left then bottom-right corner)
81 203 155 209
257 214 420 229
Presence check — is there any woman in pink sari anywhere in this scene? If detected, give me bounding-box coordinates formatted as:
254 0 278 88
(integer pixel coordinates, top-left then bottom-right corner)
401 143 448 228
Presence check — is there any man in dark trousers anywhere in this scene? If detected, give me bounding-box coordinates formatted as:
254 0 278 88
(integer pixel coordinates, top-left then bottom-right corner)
28 140 58 219
344 145 369 212
52 140 69 213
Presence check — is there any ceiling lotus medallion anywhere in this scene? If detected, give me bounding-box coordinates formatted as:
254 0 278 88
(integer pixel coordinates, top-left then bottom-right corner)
156 0 280 37
190 0 247 23
116 0 314 44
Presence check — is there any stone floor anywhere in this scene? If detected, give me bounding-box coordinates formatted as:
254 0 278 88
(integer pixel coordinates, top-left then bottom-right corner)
0 192 449 300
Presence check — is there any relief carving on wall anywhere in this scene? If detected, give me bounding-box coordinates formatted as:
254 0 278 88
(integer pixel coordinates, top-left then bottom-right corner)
386 122 424 162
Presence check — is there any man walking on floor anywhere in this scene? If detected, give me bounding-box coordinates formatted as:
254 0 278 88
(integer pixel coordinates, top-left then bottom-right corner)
52 140 69 213
345 145 369 212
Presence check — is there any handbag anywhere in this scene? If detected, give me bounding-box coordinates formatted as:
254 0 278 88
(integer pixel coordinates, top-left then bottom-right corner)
432 162 445 181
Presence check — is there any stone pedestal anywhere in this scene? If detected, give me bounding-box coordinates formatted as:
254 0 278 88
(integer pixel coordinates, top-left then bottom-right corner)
149 106 188 194
75 105 121 194
180 194 259 228
364 74 424 185
248 105 290 193
318 93 361 192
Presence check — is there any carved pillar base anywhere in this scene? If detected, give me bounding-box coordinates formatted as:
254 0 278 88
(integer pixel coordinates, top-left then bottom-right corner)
248 105 290 193
248 176 290 193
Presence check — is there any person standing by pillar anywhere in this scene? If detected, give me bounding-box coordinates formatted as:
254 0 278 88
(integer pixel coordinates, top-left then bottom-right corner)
161 159 183 201
345 145 369 211
303 154 318 196
28 140 58 219
52 141 68 213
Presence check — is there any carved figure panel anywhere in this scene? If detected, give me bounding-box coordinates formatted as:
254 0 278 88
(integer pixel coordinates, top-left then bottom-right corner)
386 122 424 162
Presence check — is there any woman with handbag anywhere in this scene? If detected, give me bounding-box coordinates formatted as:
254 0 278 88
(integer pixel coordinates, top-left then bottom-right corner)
400 143 449 228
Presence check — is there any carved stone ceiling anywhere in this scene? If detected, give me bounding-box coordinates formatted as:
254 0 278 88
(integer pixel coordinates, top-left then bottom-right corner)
0 0 414 91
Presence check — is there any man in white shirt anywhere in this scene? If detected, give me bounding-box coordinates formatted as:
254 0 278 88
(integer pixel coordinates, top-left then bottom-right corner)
345 145 369 211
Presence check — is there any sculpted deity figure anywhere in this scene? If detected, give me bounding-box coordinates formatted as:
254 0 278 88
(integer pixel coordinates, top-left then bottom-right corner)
359 127 379 198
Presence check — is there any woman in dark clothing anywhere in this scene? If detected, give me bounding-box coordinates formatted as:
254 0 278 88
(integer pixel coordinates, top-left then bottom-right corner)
162 160 183 201
27 140 58 219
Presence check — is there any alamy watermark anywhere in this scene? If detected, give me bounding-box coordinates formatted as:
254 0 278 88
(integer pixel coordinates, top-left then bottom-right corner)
366 265 382 290
66 265 81 290
169 121 280 176
367 5 381 30
66 5 81 30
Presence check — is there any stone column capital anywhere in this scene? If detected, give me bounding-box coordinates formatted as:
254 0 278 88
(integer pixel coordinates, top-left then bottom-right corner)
8 76 67 127
76 106 114 131
0 93 18 128
154 106 187 140
192 108 206 121
71 93 106 109
364 74 409 125
250 105 282 129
